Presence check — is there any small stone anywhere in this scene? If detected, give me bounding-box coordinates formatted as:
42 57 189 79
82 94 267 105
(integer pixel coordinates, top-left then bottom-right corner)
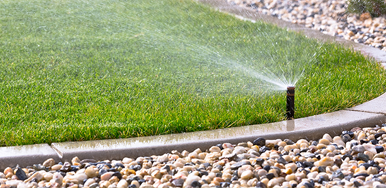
80 159 97 164
357 153 370 162
363 143 377 154
60 162 72 172
285 163 297 173
171 178 184 187
283 168 292 175
368 166 378 174
319 138 330 145
51 164 62 171
24 171 43 183
267 178 279 187
122 157 133 164
315 157 334 167
255 181 267 188
259 146 270 153
184 174 200 187
333 136 345 147
285 174 296 181
277 157 287 164
238 142 248 147
334 158 343 167
42 158 55 168
190 180 201 188
257 169 268 178
112 171 122 179
50 172 63 185
72 156 81 166
157 154 169 163
354 172 369 178
43 172 53 181
85 166 98 178
358 132 366 140
130 180 140 188
74 173 88 183
341 134 352 143
33 164 48 171
375 132 386 139
151 170 162 179
4 167 13 175
352 145 365 154
376 146 384 153
353 180 363 187
209 146 221 153
84 179 96 187
15 167 27 181
322 134 333 142
332 170 344 179
222 143 234 149
5 180 22 187
100 181 111 188
342 131 354 138
233 146 246 155
117 179 128 188
101 172 114 181
240 170 253 180
284 139 295 145
266 173 274 180
238 165 254 177
231 161 251 170
253 138 266 147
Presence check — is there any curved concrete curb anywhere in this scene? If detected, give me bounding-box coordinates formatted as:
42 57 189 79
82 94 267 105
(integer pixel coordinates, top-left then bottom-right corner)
0 144 61 171
50 109 385 162
1 0 386 171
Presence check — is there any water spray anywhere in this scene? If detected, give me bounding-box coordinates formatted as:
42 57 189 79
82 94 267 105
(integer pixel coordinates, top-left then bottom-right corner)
286 86 295 120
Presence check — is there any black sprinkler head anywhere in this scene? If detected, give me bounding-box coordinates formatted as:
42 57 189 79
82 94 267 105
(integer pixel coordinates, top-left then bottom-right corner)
286 86 295 120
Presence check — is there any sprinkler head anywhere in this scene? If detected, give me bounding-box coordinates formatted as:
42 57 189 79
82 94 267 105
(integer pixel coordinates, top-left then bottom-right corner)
286 86 295 120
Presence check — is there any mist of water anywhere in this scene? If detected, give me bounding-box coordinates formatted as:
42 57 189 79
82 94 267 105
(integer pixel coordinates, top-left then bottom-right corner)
140 17 322 93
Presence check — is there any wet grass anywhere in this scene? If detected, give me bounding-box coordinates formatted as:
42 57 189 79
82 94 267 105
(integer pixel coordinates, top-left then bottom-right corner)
0 0 385 146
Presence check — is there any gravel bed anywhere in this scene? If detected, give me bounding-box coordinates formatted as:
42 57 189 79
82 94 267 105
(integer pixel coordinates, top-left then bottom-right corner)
2 125 386 187
226 0 386 51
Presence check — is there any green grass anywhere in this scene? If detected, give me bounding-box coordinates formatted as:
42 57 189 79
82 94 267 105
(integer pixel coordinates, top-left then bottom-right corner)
0 0 385 146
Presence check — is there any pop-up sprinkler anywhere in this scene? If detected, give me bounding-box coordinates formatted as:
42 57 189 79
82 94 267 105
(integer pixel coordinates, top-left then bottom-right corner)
286 86 295 120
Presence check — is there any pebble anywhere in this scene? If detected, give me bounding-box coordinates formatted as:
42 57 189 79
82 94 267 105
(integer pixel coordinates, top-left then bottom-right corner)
85 166 98 178
352 145 365 154
240 170 253 180
101 172 114 181
184 174 201 187
253 137 266 146
315 156 334 167
15 167 27 181
227 0 386 51
117 179 128 188
42 158 55 168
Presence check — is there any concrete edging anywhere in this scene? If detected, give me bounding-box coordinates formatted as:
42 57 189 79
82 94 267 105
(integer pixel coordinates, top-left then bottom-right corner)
2 0 386 170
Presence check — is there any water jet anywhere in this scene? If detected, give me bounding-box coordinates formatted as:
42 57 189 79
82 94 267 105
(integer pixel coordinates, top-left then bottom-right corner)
286 86 295 120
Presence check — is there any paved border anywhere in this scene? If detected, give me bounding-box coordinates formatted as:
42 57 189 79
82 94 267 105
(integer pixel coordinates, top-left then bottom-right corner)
0 144 61 170
2 0 386 170
50 110 386 162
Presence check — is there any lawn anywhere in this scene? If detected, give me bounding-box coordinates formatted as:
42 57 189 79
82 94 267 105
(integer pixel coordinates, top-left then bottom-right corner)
0 0 385 146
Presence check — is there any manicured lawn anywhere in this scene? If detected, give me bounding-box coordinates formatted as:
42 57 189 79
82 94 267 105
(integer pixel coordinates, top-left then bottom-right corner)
0 0 385 146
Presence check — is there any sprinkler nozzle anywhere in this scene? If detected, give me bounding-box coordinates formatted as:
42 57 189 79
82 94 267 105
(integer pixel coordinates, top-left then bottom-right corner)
286 86 295 120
